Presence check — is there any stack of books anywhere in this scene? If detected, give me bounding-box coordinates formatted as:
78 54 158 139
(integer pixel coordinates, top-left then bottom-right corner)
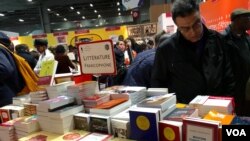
0 118 23 141
146 88 168 97
45 81 74 99
12 95 30 106
67 81 97 104
29 90 48 104
89 94 131 116
36 96 83 134
0 105 24 123
73 113 90 131
136 93 177 120
163 107 199 122
89 114 112 134
100 86 147 105
13 116 40 139
23 103 38 116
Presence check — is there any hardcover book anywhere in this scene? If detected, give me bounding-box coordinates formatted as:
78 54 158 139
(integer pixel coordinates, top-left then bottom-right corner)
182 117 220 141
164 107 199 122
159 120 183 141
111 119 130 139
137 93 176 112
129 107 160 141
203 110 235 125
89 114 111 134
74 113 90 131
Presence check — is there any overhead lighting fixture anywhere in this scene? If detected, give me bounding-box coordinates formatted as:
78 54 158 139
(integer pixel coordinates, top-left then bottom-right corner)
27 0 32 2
98 14 101 18
70 6 74 10
117 2 120 6
118 8 120 11
118 12 121 16
82 16 85 19
0 13 5 16
56 13 60 16
64 18 67 21
94 10 97 13
19 19 24 22
90 3 93 7
77 11 81 15
47 8 51 12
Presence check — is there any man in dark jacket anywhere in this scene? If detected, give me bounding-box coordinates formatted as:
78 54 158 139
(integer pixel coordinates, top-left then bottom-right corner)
151 0 235 104
0 32 25 107
15 44 37 69
123 31 169 88
222 9 250 116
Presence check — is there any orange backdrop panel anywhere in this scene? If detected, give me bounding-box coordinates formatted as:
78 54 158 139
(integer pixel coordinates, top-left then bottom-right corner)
200 0 250 32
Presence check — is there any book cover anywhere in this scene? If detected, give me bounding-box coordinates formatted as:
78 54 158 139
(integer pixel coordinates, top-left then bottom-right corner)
77 132 113 141
159 120 183 141
182 117 220 141
89 114 111 134
111 119 130 139
164 108 198 122
0 108 10 123
137 93 176 111
39 60 58 77
74 113 90 131
203 110 235 125
129 107 160 141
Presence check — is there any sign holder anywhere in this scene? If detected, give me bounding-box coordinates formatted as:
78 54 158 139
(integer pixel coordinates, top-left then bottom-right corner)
76 34 116 90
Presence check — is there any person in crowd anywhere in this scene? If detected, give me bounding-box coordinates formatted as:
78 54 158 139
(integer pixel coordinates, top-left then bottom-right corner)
33 39 54 74
123 31 169 88
15 44 37 69
108 40 127 86
55 44 76 74
30 50 39 61
151 0 235 104
222 8 250 116
146 39 154 50
0 32 25 107
124 38 137 65
125 36 143 54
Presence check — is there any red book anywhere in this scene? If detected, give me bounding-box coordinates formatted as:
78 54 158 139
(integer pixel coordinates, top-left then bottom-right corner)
159 120 182 141
182 117 220 141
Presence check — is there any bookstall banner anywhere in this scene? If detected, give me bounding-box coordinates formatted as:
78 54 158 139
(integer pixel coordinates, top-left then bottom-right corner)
78 40 116 75
127 23 157 42
200 0 249 32
122 0 143 11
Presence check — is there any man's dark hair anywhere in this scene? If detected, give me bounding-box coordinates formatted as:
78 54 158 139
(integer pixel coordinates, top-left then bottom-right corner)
171 0 199 22
15 44 29 53
55 45 66 54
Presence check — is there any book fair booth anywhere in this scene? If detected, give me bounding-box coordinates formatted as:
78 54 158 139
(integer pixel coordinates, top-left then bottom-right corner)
1 0 250 141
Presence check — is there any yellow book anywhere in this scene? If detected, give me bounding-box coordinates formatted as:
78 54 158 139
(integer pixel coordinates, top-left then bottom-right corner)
39 60 58 77
203 110 235 125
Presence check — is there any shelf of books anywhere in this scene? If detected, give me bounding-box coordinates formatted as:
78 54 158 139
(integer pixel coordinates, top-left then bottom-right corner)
1 84 250 141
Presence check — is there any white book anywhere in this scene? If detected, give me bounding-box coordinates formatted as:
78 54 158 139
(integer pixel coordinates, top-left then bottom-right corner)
37 95 75 112
147 88 168 97
37 105 83 118
89 114 111 134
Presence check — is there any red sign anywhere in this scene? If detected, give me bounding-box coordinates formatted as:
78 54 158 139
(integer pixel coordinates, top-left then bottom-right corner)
32 34 47 39
75 29 90 34
53 32 68 36
10 37 18 41
105 26 120 31
200 0 249 32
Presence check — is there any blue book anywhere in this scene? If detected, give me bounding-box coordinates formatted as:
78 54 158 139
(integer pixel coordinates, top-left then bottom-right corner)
129 107 160 141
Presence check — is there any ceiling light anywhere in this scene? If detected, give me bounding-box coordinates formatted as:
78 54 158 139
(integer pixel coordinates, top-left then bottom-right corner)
47 8 51 12
117 2 120 6
19 19 24 22
27 0 32 2
56 13 60 16
118 8 120 11
77 11 81 15
95 25 99 27
94 10 97 13
118 13 121 16
98 14 101 18
82 16 85 19
70 6 74 10
90 3 93 7
0 13 5 16
64 18 67 21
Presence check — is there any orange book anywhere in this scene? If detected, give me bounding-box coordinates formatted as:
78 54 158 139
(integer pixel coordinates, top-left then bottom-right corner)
203 110 235 125
94 98 127 109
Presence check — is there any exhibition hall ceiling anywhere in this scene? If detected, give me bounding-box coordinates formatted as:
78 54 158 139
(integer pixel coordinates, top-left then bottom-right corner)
0 0 130 27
